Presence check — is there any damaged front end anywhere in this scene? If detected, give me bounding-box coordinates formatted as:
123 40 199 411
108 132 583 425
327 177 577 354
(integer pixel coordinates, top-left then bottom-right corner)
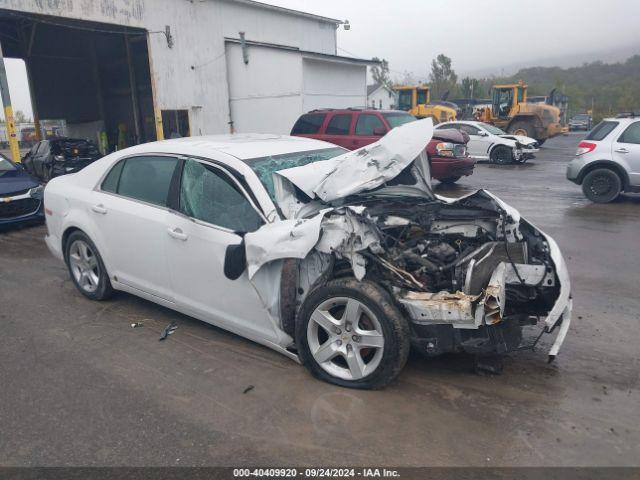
358 190 571 359
244 119 571 363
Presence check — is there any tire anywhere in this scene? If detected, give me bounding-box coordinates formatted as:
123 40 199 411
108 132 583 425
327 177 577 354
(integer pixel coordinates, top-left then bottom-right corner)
296 278 410 389
537 139 546 146
490 145 513 165
65 231 114 301
439 176 461 184
582 168 622 203
508 120 534 138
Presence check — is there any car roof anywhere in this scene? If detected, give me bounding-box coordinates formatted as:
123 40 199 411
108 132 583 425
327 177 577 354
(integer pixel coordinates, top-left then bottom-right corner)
305 108 410 115
115 134 343 161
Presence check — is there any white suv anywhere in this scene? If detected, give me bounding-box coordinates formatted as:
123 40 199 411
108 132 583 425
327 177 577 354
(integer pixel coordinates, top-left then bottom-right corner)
567 115 640 203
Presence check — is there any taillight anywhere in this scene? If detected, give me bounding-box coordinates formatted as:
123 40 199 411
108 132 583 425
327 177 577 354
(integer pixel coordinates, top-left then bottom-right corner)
576 141 596 156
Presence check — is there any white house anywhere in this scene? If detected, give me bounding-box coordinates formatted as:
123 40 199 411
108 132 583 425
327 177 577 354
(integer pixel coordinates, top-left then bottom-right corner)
0 0 373 149
367 83 397 110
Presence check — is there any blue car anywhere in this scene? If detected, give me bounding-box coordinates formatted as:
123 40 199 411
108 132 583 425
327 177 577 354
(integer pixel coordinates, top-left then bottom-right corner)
0 154 45 228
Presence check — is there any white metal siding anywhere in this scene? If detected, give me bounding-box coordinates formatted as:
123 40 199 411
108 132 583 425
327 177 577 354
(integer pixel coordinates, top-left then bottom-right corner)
225 43 303 134
302 58 367 112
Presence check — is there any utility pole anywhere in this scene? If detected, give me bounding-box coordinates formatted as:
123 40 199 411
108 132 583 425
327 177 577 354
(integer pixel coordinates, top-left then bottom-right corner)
0 43 22 163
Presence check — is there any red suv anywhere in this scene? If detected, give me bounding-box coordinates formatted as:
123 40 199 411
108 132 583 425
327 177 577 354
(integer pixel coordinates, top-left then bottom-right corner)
291 108 475 184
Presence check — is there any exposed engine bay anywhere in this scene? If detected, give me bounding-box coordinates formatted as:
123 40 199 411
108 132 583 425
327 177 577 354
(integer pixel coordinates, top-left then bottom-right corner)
341 194 561 356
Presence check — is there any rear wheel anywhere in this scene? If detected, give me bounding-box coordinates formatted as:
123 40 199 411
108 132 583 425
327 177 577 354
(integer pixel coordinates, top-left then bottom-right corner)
439 176 461 184
490 145 513 165
296 278 410 389
65 231 114 300
582 168 621 203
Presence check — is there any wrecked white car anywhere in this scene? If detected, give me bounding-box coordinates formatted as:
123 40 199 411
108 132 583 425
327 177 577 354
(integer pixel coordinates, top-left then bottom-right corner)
44 119 571 389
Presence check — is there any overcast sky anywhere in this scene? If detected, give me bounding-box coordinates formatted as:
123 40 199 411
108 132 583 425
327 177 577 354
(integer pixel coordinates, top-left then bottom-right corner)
272 0 640 77
3 0 639 119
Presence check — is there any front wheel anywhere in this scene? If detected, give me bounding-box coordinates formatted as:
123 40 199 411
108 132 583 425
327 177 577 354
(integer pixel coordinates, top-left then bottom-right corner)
582 168 621 203
490 145 513 165
439 176 461 184
296 278 410 389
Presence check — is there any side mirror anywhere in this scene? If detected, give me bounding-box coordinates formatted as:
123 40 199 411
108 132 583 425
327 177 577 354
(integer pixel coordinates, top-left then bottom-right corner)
15 163 24 170
223 241 246 280
373 127 387 136
477 131 489 137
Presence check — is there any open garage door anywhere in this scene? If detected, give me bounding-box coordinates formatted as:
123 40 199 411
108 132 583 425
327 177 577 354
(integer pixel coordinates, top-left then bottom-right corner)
0 10 158 156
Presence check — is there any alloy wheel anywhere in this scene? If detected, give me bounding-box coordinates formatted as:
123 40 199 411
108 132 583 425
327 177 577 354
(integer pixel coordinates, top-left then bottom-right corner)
68 240 100 293
307 297 385 381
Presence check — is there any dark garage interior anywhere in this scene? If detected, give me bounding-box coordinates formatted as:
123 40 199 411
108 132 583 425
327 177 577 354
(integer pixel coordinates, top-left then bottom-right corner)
0 9 157 153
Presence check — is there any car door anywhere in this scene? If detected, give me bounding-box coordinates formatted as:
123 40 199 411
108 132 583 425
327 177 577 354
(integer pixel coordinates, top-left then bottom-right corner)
352 113 387 150
460 124 490 158
21 144 38 174
611 120 640 186
322 113 355 149
91 154 180 302
165 158 279 343
32 141 50 178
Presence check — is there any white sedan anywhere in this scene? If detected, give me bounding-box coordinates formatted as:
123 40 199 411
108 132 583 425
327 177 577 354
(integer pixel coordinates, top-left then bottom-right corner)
44 120 570 389
436 120 539 164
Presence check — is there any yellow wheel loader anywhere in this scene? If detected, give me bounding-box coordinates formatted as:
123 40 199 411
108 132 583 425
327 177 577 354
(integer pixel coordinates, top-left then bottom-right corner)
395 86 457 124
475 81 567 145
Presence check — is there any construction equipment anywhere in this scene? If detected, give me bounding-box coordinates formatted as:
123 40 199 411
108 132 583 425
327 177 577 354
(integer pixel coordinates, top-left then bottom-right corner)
474 81 566 145
395 85 457 124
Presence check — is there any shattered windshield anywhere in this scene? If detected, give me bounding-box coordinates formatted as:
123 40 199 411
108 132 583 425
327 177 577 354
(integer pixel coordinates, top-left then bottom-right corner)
244 147 346 200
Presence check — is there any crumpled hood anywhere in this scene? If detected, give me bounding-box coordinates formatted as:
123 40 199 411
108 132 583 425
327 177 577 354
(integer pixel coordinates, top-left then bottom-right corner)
500 134 537 146
274 118 434 204
433 128 469 144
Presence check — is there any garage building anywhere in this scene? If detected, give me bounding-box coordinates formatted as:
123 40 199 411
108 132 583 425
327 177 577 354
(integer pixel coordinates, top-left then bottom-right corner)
0 0 372 154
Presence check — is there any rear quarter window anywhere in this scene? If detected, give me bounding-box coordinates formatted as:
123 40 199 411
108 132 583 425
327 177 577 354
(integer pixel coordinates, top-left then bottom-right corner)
585 121 619 141
291 113 326 135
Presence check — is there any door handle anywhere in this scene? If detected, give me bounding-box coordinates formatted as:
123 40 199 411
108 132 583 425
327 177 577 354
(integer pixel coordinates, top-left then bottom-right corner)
91 204 107 215
167 227 188 241
615 148 629 153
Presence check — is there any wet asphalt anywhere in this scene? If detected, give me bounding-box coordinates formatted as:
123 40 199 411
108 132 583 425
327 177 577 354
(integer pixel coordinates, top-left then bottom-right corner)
0 133 639 467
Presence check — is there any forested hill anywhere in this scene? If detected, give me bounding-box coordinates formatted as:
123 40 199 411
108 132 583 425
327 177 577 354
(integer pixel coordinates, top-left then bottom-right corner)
485 55 640 119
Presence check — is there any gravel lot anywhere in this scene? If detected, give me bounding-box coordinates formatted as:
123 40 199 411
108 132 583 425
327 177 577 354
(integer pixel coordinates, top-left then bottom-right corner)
1 133 639 467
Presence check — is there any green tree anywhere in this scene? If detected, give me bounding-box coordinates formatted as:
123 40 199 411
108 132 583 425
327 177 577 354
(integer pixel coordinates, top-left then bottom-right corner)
13 110 30 123
429 54 457 99
460 77 482 99
371 57 391 87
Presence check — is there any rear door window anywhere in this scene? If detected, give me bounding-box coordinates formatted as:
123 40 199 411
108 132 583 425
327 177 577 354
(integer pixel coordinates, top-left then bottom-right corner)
459 124 481 135
325 114 352 135
291 113 326 135
585 121 619 141
355 114 385 136
116 156 180 207
179 159 263 233
618 122 640 144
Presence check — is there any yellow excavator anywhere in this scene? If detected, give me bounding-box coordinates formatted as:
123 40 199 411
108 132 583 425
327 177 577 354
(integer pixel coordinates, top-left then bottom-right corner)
395 85 457 124
475 81 566 145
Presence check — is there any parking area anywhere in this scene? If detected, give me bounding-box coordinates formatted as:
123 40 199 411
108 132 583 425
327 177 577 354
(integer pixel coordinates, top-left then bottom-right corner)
1 132 639 467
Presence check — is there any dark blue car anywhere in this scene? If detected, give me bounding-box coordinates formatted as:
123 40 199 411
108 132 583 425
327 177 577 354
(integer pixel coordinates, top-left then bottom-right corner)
0 154 45 229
